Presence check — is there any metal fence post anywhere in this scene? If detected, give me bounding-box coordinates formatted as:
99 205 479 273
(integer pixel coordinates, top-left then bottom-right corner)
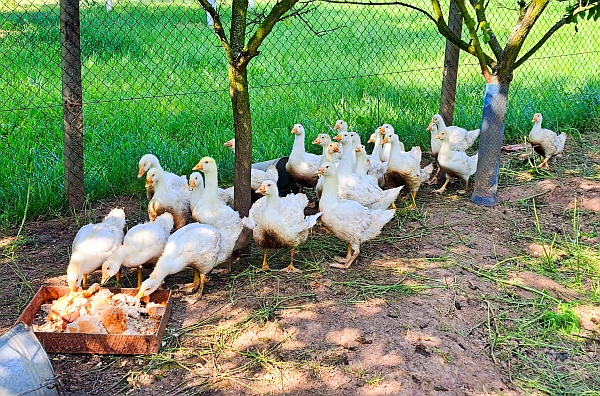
439 0 462 125
60 0 85 209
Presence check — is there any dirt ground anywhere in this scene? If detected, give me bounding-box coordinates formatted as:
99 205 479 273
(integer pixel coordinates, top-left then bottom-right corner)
1 131 599 395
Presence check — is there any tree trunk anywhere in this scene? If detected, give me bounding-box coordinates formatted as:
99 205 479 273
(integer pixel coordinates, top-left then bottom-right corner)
60 0 84 209
229 63 252 218
439 0 462 125
471 80 510 206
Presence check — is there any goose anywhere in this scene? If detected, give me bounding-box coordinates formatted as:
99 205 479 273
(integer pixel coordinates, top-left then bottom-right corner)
376 124 398 162
189 172 233 209
317 162 396 269
382 131 425 209
354 145 379 187
528 113 567 169
243 180 321 272
431 114 480 152
425 122 443 184
136 223 224 300
433 129 479 194
315 142 341 201
137 154 188 200
101 212 173 287
192 157 246 273
334 132 402 210
223 138 279 189
146 168 190 230
66 208 126 292
285 124 321 189
312 133 342 165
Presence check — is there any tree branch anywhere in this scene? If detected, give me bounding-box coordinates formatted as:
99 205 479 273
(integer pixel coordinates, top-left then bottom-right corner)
498 0 550 77
196 0 233 60
514 1 599 69
470 0 503 59
454 0 493 81
309 0 437 23
242 0 301 66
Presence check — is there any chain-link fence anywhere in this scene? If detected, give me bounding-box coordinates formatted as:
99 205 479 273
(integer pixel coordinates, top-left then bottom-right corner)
1 0 599 224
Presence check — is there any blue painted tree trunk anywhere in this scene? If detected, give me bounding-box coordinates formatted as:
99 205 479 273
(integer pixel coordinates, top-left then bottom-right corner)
471 83 509 206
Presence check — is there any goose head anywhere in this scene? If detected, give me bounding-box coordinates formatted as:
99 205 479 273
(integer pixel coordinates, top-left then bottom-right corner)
255 180 279 197
367 132 377 143
333 132 351 145
349 132 361 146
431 114 444 126
532 113 542 123
382 131 398 145
378 124 394 136
145 168 163 189
291 124 305 137
317 162 337 178
193 157 218 174
434 130 448 141
426 122 437 133
333 120 348 132
313 133 332 146
138 154 160 178
325 142 341 157
224 138 235 152
101 256 121 285
136 276 160 299
189 172 204 191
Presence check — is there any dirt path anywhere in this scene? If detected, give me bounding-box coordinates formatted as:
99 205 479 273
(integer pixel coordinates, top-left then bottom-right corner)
1 133 599 395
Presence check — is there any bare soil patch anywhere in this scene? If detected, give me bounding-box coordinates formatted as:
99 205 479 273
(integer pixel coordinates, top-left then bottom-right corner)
1 132 599 395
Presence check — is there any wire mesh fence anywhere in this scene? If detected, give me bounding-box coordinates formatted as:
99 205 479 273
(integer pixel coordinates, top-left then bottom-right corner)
1 0 599 224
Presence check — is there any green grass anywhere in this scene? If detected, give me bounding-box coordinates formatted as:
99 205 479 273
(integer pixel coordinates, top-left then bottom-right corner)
1 0 600 226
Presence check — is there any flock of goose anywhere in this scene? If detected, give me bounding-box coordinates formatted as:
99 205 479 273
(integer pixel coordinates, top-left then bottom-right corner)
64 113 565 301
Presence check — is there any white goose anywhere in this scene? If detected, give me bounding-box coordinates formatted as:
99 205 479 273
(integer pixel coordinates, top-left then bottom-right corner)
101 212 173 287
243 180 321 272
383 131 425 208
136 223 223 301
528 113 567 169
137 154 188 200
146 168 190 230
192 157 245 273
224 138 279 189
317 162 396 269
285 124 321 189
433 129 479 194
354 145 379 187
66 208 126 292
334 132 402 210
312 133 341 165
431 114 480 152
189 172 233 210
376 124 397 162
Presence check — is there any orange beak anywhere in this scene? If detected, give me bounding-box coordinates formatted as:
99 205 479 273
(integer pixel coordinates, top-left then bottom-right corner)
332 145 341 153
382 137 389 144
532 115 538 122
136 289 145 299
193 162 203 171
431 117 436 123
355 146 361 153
378 127 385 134
312 137 320 145
333 134 342 142
224 140 233 147
291 126 299 134
256 185 267 194
367 136 374 143
333 123 340 131
316 167 324 176
189 179 196 189
426 124 433 131
137 165 145 178
434 133 442 140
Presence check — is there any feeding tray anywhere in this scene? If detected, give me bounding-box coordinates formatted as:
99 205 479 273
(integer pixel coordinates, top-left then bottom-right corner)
16 286 172 355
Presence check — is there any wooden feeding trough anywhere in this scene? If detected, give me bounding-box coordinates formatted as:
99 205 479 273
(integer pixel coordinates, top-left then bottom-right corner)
17 286 172 355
